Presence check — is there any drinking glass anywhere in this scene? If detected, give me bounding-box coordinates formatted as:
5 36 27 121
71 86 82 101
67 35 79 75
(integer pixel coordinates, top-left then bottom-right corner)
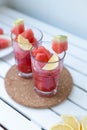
30 41 66 96
11 26 43 78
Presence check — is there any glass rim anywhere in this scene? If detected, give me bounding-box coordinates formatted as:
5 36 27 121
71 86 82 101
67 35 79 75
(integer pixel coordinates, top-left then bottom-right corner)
11 26 43 42
33 26 43 42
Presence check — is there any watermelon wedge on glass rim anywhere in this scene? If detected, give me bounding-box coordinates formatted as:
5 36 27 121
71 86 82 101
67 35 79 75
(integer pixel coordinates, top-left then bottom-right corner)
11 18 25 36
11 18 43 78
52 35 68 54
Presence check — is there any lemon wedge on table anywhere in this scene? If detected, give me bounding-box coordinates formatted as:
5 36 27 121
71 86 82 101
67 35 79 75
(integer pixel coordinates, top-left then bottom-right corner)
42 53 59 70
17 35 32 50
61 115 80 130
81 115 87 130
50 123 74 130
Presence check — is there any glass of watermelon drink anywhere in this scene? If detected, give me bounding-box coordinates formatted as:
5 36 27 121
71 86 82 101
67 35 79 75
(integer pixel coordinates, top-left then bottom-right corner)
11 27 43 78
30 41 66 96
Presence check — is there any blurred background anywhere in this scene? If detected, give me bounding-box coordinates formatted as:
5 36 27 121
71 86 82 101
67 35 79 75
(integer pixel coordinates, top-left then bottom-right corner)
0 0 87 40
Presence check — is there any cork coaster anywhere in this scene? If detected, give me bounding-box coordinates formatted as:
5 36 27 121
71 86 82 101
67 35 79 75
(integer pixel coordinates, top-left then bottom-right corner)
5 65 73 108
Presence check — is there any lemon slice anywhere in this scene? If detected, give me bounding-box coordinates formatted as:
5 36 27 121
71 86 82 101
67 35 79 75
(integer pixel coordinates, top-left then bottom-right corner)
81 115 87 130
50 123 74 130
17 35 32 50
42 53 59 70
61 115 80 130
80 123 82 130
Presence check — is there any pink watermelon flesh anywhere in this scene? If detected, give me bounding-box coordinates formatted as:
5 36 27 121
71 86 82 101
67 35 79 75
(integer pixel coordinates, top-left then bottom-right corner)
36 52 49 62
52 40 68 54
21 29 38 46
32 46 52 59
11 23 24 36
32 46 52 62
21 29 34 42
0 38 10 49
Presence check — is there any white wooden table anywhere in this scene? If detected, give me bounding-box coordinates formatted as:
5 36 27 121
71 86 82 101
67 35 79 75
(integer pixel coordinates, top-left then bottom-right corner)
0 6 87 130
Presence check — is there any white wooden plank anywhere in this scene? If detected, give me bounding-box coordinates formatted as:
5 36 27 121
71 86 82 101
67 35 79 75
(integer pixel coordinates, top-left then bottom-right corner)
0 126 5 130
1 53 15 65
68 44 87 62
68 86 87 109
65 54 87 75
0 61 11 77
0 78 61 130
0 127 4 130
0 23 11 34
65 66 87 91
0 100 41 130
0 14 14 27
52 100 87 121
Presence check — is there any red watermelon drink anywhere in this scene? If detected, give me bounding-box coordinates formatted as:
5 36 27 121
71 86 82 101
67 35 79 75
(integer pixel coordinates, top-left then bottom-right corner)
30 41 66 96
11 19 43 78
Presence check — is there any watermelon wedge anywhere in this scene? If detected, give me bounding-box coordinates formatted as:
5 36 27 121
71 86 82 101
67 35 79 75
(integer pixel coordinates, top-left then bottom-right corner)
0 35 11 49
36 52 49 62
52 35 68 54
32 46 52 60
21 29 37 46
11 18 25 36
21 29 34 42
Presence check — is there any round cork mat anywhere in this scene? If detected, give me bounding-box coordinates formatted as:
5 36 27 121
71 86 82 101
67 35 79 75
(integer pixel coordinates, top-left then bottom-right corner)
5 65 73 108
